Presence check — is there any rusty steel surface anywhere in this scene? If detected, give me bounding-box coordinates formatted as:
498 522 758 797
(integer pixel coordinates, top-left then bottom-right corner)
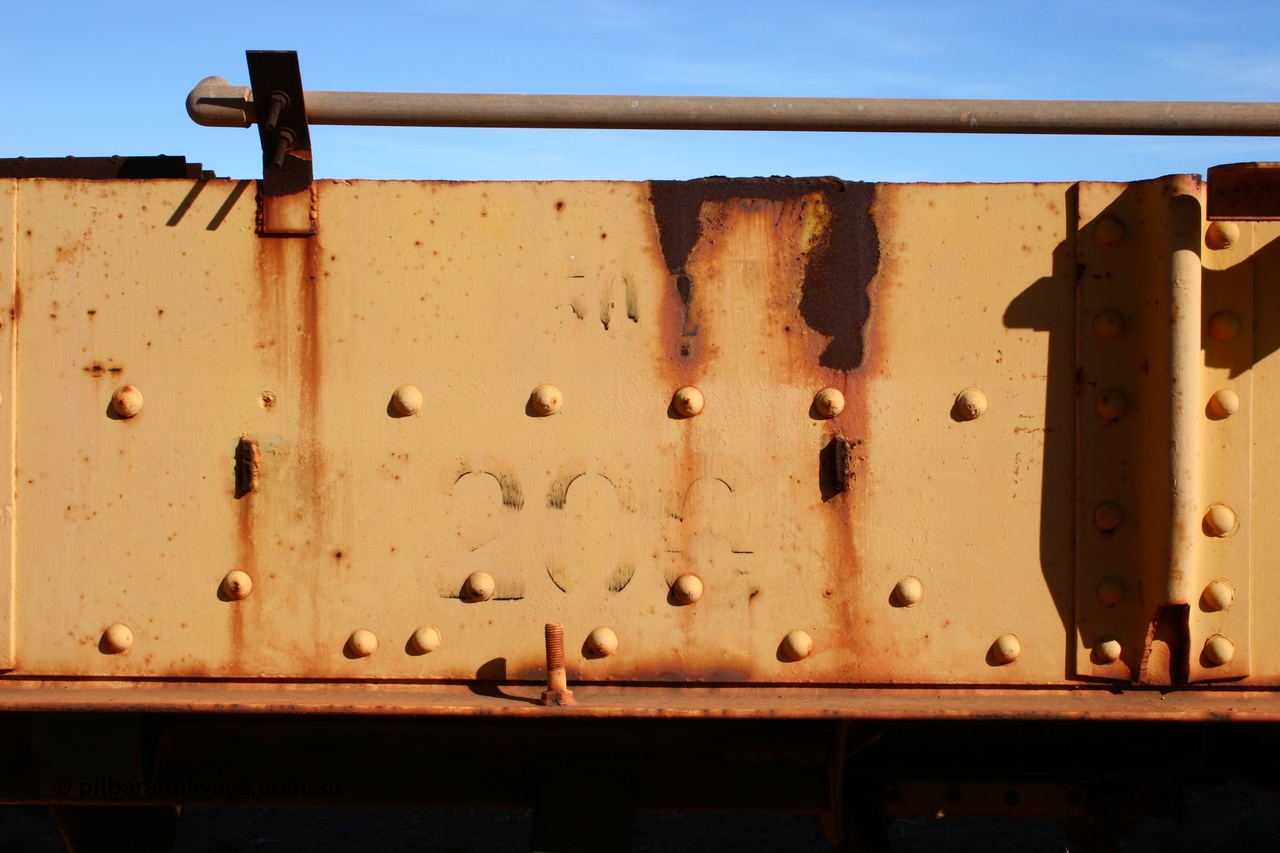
2 172 1280 718
186 77 1280 136
1207 162 1280 220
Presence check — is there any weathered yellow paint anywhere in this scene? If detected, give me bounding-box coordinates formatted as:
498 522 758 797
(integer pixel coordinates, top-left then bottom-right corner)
4 174 1277 697
0 179 13 672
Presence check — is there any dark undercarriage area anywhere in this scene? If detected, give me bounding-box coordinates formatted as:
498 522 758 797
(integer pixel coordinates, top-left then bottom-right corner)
0 713 1277 851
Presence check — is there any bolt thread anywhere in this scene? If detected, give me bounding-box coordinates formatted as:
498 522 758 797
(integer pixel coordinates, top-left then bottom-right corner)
545 623 565 671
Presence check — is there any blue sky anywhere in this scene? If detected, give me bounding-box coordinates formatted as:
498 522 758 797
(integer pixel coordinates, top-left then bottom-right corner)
4 1 1279 183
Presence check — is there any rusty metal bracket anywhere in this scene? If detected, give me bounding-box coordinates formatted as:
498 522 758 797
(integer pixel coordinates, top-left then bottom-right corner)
246 50 315 236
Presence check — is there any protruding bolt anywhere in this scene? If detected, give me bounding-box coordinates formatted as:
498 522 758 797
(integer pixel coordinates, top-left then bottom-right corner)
463 571 496 602
670 573 703 605
1208 389 1240 419
893 576 924 607
1093 502 1124 532
110 385 144 418
1204 504 1238 538
1204 634 1235 667
1096 388 1127 421
1094 638 1122 664
1206 221 1240 251
585 626 618 658
814 387 845 419
390 384 423 417
1093 638 1122 664
1093 217 1126 248
1092 310 1126 342
540 622 576 706
263 92 288 132
780 630 813 662
408 625 441 654
529 384 562 416
1208 311 1241 343
221 570 253 600
672 386 705 418
271 129 294 169
1202 579 1235 612
954 387 988 421
1096 576 1126 606
101 623 133 654
992 633 1021 664
347 628 378 658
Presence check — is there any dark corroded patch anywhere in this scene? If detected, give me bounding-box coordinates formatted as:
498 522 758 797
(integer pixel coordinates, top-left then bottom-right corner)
234 437 260 499
649 177 879 370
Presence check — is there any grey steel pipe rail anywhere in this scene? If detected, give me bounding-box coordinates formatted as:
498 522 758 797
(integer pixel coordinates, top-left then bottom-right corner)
188 76 1280 136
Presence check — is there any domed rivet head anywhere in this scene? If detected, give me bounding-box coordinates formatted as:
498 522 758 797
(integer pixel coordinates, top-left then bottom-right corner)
670 573 703 605
1093 638 1122 665
1208 389 1240 419
347 629 378 658
463 570 496 602
529 384 562 416
893 576 923 607
1206 221 1240 251
1093 502 1124 532
780 630 814 662
390 384 423 417
1096 389 1128 420
101 623 133 654
672 386 705 418
954 387 988 421
1202 579 1235 612
1093 217 1126 248
221 570 253 600
814 387 845 419
1208 311 1241 343
991 633 1021 664
110 385 144 418
1092 310 1126 342
408 625 441 655
1204 634 1235 667
1096 576 1126 606
1204 504 1238 538
585 626 618 658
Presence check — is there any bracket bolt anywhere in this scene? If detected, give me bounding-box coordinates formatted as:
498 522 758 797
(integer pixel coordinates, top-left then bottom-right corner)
585 626 618 658
1208 311 1241 343
1095 388 1128 421
1208 389 1240 419
1096 576 1126 606
780 630 814 662
100 623 133 654
1204 504 1238 538
991 633 1021 664
110 385 144 418
1093 502 1124 532
1206 221 1240 251
1092 310 1126 342
672 386 705 418
813 387 845 419
463 571 496 602
1093 217 1126 248
670 573 704 605
220 570 253 600
893 576 924 607
1202 579 1235 612
390 384 423 417
1093 638 1122 664
954 387 987 421
1204 634 1235 667
408 625 441 655
347 628 378 658
540 622 576 706
529 384 562 416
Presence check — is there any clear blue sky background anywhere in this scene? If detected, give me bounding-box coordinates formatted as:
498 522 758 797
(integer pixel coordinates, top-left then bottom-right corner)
3 1 1278 183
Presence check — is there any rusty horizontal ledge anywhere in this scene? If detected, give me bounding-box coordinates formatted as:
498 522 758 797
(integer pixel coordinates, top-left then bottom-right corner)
0 681 1277 721
187 78 1280 136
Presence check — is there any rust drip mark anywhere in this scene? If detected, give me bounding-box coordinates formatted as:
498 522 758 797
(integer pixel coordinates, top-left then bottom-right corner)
1138 604 1190 686
234 437 260 499
83 362 124 378
649 177 879 371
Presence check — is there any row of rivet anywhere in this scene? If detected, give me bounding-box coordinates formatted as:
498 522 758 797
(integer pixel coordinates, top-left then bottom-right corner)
1089 218 1241 668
